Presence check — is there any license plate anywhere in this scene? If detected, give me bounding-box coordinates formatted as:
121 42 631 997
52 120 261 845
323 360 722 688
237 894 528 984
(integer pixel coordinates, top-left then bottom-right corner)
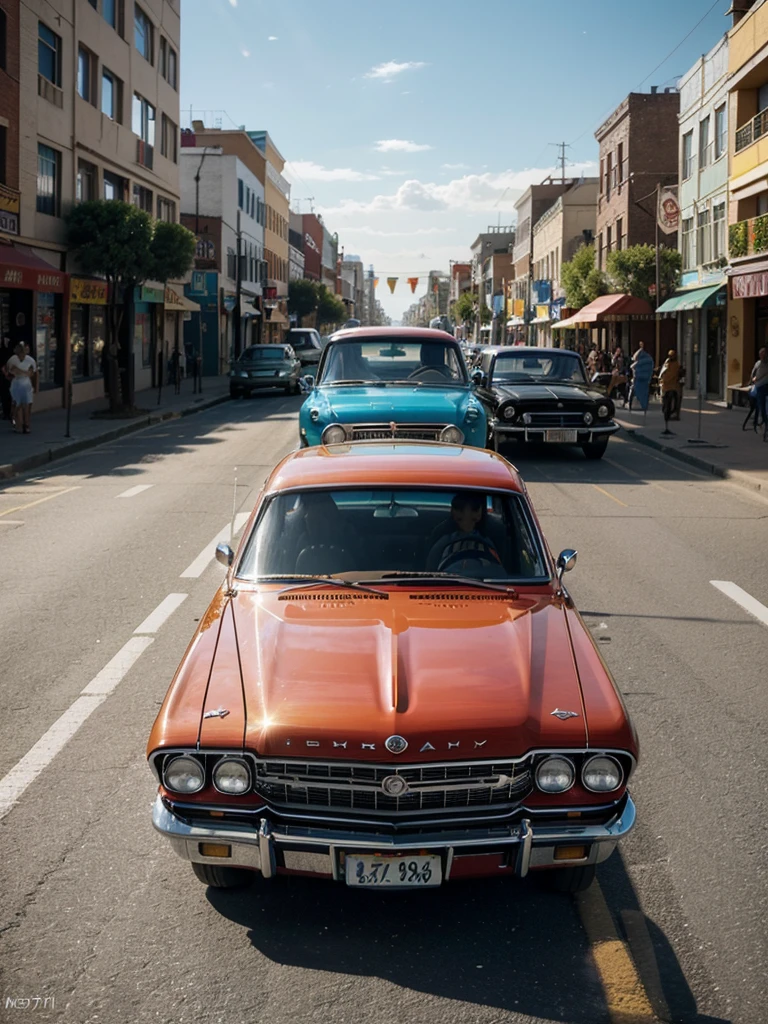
546 429 578 443
345 853 442 888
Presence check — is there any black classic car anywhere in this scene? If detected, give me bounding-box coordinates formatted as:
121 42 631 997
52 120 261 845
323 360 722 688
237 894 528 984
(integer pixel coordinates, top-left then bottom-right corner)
473 347 619 460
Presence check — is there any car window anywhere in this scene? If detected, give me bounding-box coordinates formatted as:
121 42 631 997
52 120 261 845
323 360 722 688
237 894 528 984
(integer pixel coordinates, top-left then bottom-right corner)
287 332 320 350
480 352 494 375
319 339 466 385
492 352 587 384
237 487 548 582
240 347 285 361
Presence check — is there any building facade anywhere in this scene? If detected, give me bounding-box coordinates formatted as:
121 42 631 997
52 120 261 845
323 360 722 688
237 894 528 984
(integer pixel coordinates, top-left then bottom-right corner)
288 211 304 284
301 213 322 281
248 131 290 342
341 255 365 319
470 226 514 341
512 185 570 342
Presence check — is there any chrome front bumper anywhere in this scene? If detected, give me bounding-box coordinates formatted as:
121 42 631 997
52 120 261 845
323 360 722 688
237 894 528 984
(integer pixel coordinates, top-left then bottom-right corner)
491 422 619 444
152 793 636 880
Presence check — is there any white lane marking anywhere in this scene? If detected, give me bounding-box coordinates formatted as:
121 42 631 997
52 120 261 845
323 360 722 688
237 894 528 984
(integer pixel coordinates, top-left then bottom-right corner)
710 580 768 628
180 512 250 578
0 636 154 820
134 593 188 635
117 484 153 498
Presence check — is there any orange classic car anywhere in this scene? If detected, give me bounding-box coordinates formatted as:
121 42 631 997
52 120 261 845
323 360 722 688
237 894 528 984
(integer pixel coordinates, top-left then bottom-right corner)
147 442 638 893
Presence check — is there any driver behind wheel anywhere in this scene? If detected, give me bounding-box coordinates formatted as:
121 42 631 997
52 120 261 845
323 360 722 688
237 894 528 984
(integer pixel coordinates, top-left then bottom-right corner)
425 492 502 572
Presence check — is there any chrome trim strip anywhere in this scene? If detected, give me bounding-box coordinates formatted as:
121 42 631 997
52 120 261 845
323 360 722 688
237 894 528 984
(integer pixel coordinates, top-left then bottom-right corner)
491 424 619 439
258 819 275 878
516 818 532 878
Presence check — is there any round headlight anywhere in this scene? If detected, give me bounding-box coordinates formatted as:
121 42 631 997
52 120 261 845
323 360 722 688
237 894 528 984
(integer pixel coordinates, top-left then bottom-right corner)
522 412 532 425
310 408 320 422
239 371 249 378
598 404 610 419
535 756 575 794
583 411 594 426
582 755 623 793
502 405 516 420
212 758 252 795
440 425 465 444
321 424 347 445
164 755 205 794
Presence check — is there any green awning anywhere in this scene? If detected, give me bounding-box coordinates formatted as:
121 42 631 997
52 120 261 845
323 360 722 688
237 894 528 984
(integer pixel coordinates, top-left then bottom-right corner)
656 283 725 313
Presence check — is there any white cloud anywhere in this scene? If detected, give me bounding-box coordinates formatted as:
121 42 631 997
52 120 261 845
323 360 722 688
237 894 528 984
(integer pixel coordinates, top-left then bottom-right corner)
342 226 455 238
228 0 237 6
286 160 380 183
241 48 250 57
365 60 426 82
268 35 278 41
375 139 432 153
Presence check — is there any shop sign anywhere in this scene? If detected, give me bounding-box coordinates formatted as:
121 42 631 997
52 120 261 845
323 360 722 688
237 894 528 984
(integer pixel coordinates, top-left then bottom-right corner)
140 285 164 303
70 278 108 304
731 271 768 299
513 298 525 318
536 304 549 321
657 187 680 234
0 210 19 236
0 264 65 292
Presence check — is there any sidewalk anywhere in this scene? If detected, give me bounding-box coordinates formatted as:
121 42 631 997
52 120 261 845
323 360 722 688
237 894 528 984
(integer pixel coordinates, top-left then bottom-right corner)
0 375 232 479
615 392 768 493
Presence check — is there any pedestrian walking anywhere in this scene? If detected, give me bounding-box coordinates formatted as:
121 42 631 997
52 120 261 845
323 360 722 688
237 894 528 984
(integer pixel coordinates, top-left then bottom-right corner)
628 341 653 412
0 335 13 422
659 349 681 426
6 341 37 433
586 345 598 376
749 346 768 430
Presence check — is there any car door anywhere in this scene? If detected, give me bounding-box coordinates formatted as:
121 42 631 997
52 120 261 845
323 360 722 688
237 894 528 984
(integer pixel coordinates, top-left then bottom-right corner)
475 352 499 414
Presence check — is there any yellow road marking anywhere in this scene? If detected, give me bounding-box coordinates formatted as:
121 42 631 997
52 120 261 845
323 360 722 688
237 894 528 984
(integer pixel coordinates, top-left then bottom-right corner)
577 880 657 1023
0 486 79 518
592 484 628 507
603 458 670 494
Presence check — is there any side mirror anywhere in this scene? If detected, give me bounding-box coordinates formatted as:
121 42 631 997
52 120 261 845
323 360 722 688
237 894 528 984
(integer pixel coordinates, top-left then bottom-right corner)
299 374 315 393
471 368 485 386
556 549 577 581
216 543 234 568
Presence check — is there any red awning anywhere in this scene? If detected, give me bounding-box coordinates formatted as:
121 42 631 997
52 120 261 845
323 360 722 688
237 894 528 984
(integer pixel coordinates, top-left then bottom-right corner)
552 293 653 329
0 243 66 293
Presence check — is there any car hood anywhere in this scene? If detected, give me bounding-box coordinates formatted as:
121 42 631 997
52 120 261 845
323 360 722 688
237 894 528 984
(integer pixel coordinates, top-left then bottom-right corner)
493 382 605 404
178 589 591 760
311 385 474 423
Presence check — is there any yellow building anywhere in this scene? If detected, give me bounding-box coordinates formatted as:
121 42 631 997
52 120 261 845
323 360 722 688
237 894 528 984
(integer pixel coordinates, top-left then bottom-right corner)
247 131 290 342
727 0 768 389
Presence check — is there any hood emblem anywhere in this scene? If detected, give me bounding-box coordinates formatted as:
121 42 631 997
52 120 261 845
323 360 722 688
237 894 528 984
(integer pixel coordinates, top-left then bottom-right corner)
203 707 230 719
385 735 408 755
381 775 409 797
550 709 579 721
420 742 436 752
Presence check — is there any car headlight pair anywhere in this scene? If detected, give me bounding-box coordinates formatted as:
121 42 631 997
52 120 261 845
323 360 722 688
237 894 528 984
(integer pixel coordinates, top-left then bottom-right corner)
535 754 623 793
321 424 465 445
163 755 251 795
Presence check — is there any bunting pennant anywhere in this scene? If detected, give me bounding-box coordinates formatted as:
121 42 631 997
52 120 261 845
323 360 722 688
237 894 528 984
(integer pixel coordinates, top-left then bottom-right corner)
407 277 419 293
387 277 398 294
373 278 379 288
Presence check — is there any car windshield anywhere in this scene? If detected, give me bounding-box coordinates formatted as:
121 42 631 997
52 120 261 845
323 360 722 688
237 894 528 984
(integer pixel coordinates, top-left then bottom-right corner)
493 352 587 384
239 347 286 361
287 333 318 350
237 487 548 582
319 340 467 386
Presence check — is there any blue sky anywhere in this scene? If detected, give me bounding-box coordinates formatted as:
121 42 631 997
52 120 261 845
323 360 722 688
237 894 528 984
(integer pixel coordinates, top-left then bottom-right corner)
181 0 729 319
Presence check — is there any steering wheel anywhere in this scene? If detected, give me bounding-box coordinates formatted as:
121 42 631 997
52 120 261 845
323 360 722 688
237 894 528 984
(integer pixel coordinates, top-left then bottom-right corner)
408 365 452 380
437 537 500 573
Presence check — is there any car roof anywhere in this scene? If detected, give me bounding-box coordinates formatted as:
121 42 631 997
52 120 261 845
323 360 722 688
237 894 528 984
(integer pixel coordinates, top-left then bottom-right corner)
329 326 459 343
265 442 526 494
481 346 579 355
243 343 287 350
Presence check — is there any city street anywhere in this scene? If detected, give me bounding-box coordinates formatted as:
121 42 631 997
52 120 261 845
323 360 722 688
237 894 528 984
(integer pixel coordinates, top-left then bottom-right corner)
0 396 765 1024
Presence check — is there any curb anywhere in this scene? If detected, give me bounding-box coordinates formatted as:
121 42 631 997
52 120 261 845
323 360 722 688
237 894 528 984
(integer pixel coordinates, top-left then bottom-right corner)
0 392 231 480
617 422 766 494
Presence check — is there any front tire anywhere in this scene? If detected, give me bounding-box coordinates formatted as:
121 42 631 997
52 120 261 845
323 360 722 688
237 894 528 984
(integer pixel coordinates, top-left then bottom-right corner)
545 864 596 893
191 862 254 889
582 440 608 460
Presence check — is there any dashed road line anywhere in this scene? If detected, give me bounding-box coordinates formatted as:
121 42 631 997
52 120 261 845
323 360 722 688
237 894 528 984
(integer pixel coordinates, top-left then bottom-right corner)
710 580 768 628
0 486 79 518
180 512 250 578
134 593 188 635
117 484 154 498
592 484 628 508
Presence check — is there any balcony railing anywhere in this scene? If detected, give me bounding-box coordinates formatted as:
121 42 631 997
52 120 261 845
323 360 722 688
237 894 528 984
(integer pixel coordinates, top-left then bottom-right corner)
729 215 768 259
735 107 768 153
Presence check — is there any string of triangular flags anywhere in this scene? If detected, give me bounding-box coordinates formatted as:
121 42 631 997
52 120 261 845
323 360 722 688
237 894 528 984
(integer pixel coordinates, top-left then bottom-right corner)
371 276 445 294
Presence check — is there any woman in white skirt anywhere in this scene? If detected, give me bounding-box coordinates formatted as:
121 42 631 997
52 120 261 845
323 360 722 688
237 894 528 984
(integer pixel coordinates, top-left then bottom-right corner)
6 342 37 434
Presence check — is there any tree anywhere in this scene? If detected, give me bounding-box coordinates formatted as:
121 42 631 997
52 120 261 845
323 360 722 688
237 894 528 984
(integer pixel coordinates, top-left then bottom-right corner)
606 244 682 305
67 201 154 411
315 284 347 327
560 244 609 309
288 279 319 323
150 220 196 284
451 290 477 329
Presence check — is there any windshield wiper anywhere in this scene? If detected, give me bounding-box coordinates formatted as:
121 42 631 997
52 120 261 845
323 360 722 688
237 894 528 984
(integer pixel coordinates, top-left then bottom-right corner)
376 572 518 597
326 380 385 387
258 575 387 596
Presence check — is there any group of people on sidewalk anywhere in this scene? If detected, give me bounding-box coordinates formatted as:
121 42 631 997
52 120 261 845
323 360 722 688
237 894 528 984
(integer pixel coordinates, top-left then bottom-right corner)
0 338 37 435
579 341 683 418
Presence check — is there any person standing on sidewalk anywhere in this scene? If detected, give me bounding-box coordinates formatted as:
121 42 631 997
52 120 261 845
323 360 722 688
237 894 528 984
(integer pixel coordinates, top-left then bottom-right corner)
628 341 653 411
750 347 768 429
659 350 681 424
7 342 37 433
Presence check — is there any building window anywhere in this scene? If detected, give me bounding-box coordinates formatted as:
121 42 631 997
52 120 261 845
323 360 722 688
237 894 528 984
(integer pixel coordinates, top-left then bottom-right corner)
697 208 711 264
606 224 612 255
103 0 117 28
134 4 153 63
599 158 604 195
38 22 62 86
682 217 695 270
238 178 244 209
699 116 710 170
0 126 6 185
712 202 726 259
76 159 97 202
159 37 177 89
616 217 623 251
103 170 127 201
132 183 153 212
157 197 175 222
715 104 727 160
160 114 177 161
682 131 694 180
36 144 59 216
132 93 155 144
605 152 612 199
77 46 96 104
617 142 624 186
101 69 122 121
0 8 6 71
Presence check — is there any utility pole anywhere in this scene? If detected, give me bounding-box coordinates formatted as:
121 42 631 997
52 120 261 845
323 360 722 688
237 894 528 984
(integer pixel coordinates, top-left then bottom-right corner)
550 142 571 184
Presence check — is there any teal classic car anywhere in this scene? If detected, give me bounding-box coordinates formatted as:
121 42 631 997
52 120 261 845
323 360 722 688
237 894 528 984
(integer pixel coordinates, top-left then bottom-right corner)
298 327 488 447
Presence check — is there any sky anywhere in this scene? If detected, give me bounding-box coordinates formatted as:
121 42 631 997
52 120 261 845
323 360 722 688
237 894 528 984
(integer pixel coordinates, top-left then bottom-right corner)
180 0 730 320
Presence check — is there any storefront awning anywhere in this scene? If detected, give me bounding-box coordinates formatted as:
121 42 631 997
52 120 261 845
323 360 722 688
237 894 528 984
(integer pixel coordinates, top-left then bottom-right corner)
240 296 261 317
530 316 550 325
0 242 66 292
552 293 653 329
506 317 525 326
655 282 725 313
164 286 200 313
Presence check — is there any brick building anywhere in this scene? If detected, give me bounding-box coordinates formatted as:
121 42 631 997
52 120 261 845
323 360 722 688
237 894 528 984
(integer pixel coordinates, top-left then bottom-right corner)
595 89 680 270
0 0 20 204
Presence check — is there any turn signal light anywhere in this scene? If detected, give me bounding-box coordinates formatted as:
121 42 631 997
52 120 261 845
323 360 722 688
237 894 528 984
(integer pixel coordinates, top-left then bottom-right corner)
554 846 587 861
199 843 231 858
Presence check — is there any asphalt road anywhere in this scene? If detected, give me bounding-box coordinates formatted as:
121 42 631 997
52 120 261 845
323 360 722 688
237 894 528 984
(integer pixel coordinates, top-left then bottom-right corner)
0 395 765 1024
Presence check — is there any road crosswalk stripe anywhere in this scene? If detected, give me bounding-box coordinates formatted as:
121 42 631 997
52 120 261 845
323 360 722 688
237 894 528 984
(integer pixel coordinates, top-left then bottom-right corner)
710 580 768 628
117 484 154 498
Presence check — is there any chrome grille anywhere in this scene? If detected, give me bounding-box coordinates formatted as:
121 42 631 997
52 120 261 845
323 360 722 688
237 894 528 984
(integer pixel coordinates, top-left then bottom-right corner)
252 758 533 817
520 412 587 429
348 423 444 441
